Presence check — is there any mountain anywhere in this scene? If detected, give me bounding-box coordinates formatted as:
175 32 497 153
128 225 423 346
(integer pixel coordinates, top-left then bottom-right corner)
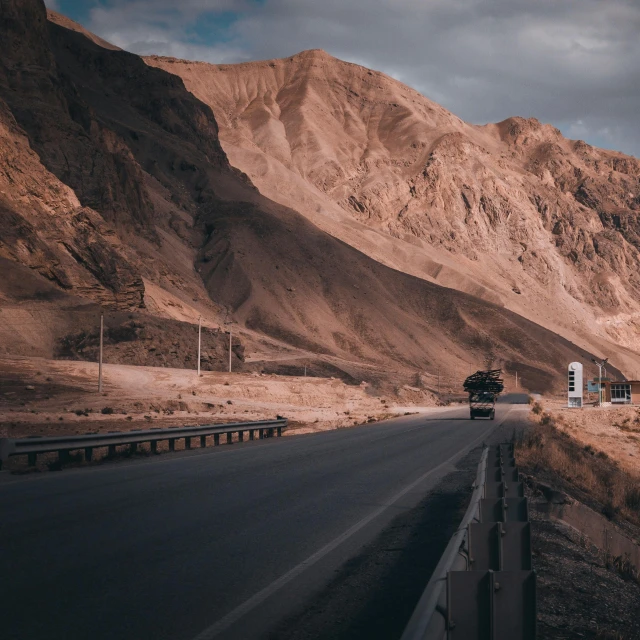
145 50 640 374
0 0 632 393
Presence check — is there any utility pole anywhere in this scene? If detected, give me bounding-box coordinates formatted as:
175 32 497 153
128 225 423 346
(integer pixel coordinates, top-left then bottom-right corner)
592 357 608 406
515 371 518 389
437 367 440 395
197 316 201 377
304 364 307 377
98 312 104 393
223 313 234 374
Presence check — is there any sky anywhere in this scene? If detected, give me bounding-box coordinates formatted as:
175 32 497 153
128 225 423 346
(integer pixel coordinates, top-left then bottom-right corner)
45 0 640 158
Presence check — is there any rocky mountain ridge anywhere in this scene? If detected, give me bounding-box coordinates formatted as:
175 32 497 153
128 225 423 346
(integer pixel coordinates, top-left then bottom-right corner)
0 0 634 391
145 50 640 365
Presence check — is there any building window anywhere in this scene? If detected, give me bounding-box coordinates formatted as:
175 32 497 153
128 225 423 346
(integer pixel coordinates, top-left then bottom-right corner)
568 371 575 392
611 384 631 404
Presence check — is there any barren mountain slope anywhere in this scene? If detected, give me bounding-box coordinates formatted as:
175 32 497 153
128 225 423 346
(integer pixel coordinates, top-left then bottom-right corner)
46 22 617 390
145 51 640 363
0 1 627 393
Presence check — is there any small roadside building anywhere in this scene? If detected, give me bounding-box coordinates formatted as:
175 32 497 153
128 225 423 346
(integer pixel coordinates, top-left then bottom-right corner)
592 379 640 405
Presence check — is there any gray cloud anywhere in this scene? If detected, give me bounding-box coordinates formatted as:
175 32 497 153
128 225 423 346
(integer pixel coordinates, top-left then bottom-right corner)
87 0 640 157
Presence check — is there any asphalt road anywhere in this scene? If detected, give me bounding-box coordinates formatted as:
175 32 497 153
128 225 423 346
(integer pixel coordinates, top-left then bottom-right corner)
0 396 529 640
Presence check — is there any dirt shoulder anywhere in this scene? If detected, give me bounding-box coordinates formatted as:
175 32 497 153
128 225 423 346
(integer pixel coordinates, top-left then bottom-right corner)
516 404 640 639
0 355 447 471
543 398 640 474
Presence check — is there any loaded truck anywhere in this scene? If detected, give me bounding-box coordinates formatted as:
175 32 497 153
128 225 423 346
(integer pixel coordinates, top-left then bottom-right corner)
463 370 504 420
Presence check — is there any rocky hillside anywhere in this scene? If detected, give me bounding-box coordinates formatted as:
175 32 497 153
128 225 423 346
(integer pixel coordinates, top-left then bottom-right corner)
0 1 631 392
145 50 640 367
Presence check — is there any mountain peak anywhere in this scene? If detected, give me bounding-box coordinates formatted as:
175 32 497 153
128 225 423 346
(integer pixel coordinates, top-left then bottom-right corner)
291 48 333 58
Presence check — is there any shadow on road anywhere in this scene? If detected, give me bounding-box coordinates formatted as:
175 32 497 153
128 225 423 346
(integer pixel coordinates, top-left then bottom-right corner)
269 447 483 640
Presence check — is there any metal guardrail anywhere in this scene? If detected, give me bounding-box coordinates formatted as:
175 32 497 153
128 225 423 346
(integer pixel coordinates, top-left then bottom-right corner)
0 418 288 469
402 442 535 640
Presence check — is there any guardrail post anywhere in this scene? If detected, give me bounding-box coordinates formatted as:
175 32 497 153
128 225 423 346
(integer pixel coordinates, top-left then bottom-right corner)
59 450 70 465
108 444 116 457
277 426 282 437
214 433 220 446
249 430 255 441
84 447 93 462
238 431 244 442
185 437 191 450
259 428 264 439
151 440 158 454
200 435 207 448
28 452 37 466
226 433 233 444
169 439 175 452
130 443 137 455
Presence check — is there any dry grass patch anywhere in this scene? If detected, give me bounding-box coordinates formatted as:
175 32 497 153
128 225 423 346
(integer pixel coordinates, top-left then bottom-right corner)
517 404 640 526
615 412 640 434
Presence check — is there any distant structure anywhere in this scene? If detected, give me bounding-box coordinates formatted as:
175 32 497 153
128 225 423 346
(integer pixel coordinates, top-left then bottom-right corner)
589 378 640 405
567 362 583 408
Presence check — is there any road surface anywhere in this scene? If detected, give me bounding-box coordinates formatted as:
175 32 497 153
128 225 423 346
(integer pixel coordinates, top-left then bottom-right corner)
0 396 528 639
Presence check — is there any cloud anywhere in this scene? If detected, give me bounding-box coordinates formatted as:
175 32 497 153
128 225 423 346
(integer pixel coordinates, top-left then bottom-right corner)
84 0 640 157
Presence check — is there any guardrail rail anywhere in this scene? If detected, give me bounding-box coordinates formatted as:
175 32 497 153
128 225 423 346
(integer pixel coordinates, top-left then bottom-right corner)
402 442 535 640
0 418 288 470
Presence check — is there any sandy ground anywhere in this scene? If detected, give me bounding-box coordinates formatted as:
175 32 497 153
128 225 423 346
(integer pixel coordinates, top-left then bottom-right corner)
542 398 640 475
0 356 444 443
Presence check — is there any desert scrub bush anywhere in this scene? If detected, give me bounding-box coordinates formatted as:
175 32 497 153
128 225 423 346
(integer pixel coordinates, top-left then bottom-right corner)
531 401 543 415
101 407 114 415
615 415 640 433
625 485 640 513
540 412 554 426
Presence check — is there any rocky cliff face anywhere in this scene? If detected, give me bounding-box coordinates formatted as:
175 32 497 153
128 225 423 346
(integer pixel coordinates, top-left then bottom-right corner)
146 50 640 357
0 0 235 313
0 74 143 306
0 0 143 307
0 0 150 231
